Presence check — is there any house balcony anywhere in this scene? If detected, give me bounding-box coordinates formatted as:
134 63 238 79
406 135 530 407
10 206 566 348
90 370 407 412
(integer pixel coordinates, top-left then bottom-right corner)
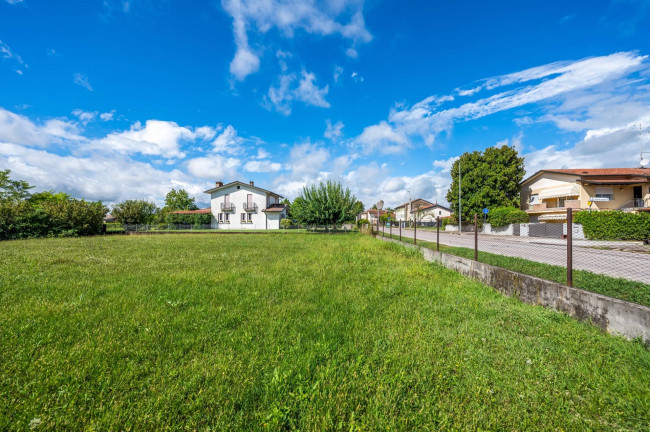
221 202 235 212
243 202 258 212
618 198 650 211
526 200 581 213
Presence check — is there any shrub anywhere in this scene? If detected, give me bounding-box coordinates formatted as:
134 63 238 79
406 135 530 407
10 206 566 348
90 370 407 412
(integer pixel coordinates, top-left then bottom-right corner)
280 218 293 229
112 200 158 225
442 217 457 228
357 218 370 228
488 206 529 228
574 210 650 241
165 212 212 225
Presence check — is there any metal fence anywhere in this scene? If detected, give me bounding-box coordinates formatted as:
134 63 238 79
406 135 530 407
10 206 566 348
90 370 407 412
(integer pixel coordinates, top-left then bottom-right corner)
119 224 357 233
376 210 650 288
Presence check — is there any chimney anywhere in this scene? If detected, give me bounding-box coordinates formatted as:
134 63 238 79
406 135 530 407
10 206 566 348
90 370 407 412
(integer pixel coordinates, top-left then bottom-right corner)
216 181 223 187
250 181 254 186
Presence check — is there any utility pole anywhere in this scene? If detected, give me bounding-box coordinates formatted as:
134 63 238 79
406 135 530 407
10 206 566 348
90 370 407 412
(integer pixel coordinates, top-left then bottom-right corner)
458 160 462 234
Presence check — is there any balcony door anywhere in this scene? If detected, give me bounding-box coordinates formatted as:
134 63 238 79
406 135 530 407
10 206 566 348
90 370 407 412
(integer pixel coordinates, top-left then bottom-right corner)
224 193 230 206
247 194 253 208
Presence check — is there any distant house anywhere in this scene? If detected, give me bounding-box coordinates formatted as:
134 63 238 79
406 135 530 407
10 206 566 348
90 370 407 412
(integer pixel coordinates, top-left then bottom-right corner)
520 168 650 222
204 181 287 229
414 203 452 222
104 214 116 223
358 209 394 224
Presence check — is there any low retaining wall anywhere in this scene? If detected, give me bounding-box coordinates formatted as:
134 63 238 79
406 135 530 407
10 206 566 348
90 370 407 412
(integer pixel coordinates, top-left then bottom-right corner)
377 236 650 345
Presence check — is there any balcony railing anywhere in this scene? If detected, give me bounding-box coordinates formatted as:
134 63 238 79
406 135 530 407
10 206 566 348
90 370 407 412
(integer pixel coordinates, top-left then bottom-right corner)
221 202 235 212
619 198 650 211
243 202 257 211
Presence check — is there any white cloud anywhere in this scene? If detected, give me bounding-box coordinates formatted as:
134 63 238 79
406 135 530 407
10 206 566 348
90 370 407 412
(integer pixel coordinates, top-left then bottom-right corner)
0 108 82 147
212 125 247 154
350 71 364 82
0 40 26 74
244 160 282 172
5 0 25 4
97 120 198 158
187 155 241 179
100 110 116 121
333 65 344 83
221 0 371 81
73 73 93 91
355 121 409 155
255 148 270 159
0 141 196 206
72 109 98 124
266 70 330 114
324 119 344 140
295 71 330 108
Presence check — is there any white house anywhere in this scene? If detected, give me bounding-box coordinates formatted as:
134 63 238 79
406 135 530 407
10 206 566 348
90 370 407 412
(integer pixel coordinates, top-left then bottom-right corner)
415 203 452 222
204 181 287 229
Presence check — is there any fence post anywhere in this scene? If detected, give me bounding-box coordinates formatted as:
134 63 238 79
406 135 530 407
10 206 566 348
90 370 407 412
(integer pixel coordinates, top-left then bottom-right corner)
399 223 401 242
414 220 417 246
390 222 392 238
474 214 478 261
436 216 440 251
567 208 573 287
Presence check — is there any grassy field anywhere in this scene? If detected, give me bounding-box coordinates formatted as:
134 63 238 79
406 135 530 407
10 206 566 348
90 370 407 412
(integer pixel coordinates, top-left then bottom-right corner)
1 234 649 431
383 232 650 308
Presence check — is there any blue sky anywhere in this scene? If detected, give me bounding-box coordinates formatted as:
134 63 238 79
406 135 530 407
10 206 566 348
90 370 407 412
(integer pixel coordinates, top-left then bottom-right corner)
2 0 650 208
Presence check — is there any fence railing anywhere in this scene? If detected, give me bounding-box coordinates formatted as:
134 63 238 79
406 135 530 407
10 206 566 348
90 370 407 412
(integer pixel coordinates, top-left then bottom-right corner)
373 211 650 302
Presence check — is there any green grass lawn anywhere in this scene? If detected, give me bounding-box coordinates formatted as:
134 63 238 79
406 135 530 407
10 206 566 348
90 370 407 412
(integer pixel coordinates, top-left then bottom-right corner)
383 232 650 308
1 234 649 431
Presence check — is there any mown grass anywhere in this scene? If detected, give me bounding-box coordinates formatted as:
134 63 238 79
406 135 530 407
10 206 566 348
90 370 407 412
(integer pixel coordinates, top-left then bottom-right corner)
384 232 650 308
1 234 649 431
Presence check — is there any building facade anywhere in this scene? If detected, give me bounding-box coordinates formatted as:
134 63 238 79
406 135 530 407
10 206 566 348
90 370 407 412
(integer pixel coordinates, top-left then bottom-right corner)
204 181 287 229
520 168 650 222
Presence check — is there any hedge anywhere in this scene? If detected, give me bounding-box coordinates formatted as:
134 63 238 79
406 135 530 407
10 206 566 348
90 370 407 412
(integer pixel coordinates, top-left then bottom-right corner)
164 212 212 225
487 206 529 228
573 210 650 241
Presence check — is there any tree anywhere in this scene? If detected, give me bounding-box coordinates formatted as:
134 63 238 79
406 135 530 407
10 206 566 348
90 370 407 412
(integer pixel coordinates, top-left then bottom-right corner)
165 189 198 211
282 198 292 218
446 145 525 222
0 169 33 202
291 181 359 228
111 200 158 225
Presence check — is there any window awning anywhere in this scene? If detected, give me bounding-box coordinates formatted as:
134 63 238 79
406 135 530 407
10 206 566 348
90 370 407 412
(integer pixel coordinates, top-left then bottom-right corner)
538 185 579 200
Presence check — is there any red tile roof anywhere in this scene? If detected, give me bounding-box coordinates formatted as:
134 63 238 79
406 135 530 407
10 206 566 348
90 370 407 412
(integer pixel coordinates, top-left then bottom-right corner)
262 203 287 212
544 168 650 176
169 208 212 214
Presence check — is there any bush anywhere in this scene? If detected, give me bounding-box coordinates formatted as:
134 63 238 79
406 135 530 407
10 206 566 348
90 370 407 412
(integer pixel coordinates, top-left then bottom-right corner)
165 212 212 225
574 211 650 241
357 218 370 228
442 217 457 228
112 200 158 225
280 218 293 229
487 206 529 228
0 199 107 240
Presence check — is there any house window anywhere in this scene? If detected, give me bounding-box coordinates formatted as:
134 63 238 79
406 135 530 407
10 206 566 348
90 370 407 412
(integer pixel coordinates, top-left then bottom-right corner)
218 213 223 222
558 197 566 207
224 193 230 205
241 213 246 222
247 194 253 207
595 186 613 201
224 212 229 222
438 210 442 215
529 194 539 205
247 213 252 222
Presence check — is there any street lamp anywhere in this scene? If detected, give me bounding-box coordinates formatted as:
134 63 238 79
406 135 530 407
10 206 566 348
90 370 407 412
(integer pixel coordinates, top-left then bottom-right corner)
407 190 412 228
458 160 462 234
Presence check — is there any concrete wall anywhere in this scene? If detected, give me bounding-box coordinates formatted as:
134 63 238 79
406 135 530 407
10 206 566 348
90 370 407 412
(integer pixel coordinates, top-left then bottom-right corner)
377 236 650 345
483 223 520 236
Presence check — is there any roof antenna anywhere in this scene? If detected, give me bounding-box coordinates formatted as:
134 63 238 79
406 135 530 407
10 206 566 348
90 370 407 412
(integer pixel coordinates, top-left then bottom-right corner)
638 123 649 168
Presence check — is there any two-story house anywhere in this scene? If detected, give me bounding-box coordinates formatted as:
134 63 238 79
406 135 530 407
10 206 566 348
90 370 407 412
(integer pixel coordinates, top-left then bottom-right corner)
394 199 434 226
520 168 650 222
415 203 452 222
204 181 287 229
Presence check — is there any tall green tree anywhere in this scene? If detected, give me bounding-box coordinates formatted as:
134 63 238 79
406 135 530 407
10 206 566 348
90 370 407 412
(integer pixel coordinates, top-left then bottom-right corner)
291 181 360 228
446 145 525 221
0 169 33 202
112 200 158 225
164 188 198 210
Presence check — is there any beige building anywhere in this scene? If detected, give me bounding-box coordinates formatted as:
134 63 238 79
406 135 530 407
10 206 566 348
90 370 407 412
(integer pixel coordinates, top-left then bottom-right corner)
520 168 650 222
394 199 433 226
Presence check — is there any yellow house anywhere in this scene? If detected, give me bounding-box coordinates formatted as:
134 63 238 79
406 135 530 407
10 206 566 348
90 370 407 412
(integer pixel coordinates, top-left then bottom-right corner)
520 168 650 222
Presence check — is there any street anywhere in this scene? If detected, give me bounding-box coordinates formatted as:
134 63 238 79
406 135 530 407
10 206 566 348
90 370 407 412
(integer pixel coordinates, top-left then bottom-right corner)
384 227 650 285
